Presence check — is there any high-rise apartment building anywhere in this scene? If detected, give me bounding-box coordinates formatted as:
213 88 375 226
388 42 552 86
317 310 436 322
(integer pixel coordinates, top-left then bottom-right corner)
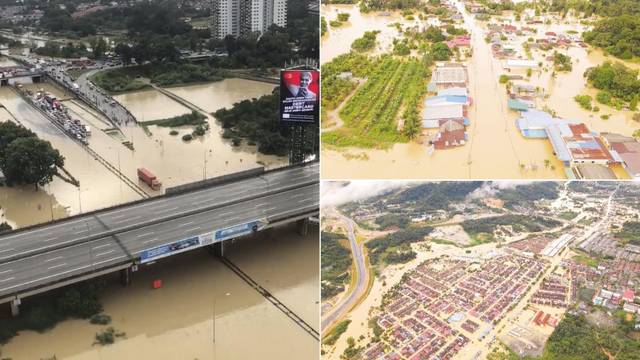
210 0 287 40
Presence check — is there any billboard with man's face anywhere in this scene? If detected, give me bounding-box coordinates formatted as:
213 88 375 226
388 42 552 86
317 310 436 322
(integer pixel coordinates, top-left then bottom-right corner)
280 69 319 124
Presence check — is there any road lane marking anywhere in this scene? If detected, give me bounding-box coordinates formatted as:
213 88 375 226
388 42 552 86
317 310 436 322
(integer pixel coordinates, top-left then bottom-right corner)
184 227 202 234
178 221 194 227
95 250 115 257
0 269 12 275
47 263 67 270
93 255 126 266
93 243 112 250
136 232 155 238
0 277 14 283
45 256 63 263
143 238 158 244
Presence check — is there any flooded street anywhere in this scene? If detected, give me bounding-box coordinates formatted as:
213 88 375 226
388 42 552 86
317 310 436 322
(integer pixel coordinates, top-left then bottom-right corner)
0 224 319 360
0 77 286 228
0 56 16 67
0 87 141 224
321 1 640 179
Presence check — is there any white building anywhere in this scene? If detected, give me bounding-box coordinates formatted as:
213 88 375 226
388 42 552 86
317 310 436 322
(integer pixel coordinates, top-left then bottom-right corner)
211 0 287 40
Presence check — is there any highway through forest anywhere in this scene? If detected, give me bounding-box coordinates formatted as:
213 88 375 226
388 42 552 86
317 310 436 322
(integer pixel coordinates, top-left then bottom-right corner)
0 163 319 300
321 210 369 333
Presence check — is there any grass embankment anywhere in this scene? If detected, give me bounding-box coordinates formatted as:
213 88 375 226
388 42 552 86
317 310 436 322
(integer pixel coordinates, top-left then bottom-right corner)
323 319 351 346
0 280 109 344
91 63 228 93
322 55 430 148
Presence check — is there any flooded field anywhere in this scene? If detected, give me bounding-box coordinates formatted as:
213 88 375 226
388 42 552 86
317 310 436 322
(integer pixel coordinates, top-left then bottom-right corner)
321 1 639 179
0 224 319 360
114 89 191 123
166 78 276 113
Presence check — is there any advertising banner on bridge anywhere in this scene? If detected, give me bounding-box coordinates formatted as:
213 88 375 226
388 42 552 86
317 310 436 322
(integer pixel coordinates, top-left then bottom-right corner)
213 220 265 243
139 236 201 263
280 70 319 124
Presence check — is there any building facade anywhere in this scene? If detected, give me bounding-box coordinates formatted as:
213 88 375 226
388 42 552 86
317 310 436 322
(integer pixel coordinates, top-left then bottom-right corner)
210 0 287 40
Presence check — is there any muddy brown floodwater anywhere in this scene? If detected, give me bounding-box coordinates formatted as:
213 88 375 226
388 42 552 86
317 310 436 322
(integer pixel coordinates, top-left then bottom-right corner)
321 1 640 179
0 223 319 360
0 78 286 228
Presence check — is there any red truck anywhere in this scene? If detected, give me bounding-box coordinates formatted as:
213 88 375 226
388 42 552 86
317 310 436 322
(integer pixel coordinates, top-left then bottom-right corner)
137 168 162 190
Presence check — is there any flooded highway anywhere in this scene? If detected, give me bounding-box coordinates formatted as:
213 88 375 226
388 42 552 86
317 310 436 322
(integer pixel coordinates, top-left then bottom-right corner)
0 223 319 359
0 77 286 228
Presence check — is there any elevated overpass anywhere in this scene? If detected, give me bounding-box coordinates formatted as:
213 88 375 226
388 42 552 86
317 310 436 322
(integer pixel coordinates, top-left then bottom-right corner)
0 162 319 314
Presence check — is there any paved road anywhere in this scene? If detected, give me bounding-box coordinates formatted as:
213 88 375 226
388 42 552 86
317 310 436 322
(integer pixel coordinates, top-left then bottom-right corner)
321 210 369 333
0 163 319 298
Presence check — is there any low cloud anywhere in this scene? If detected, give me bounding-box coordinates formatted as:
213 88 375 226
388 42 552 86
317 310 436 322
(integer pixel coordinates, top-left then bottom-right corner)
467 181 533 199
321 180 412 207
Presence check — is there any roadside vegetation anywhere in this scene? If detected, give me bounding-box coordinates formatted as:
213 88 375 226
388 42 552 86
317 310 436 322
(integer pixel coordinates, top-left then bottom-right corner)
0 122 64 189
323 319 351 346
0 280 108 344
351 31 379 52
321 232 352 300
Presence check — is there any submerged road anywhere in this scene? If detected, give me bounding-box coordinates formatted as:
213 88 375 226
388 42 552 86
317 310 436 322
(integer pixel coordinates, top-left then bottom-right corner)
321 210 369 334
0 163 319 300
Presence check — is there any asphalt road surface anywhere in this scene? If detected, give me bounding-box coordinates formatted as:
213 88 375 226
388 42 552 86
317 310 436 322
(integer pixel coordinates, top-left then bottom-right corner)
321 211 369 333
0 163 319 298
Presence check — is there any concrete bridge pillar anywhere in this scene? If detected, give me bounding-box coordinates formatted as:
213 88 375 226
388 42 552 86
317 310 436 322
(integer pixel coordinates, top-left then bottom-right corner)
208 242 225 257
119 267 132 286
296 218 309 236
10 298 20 317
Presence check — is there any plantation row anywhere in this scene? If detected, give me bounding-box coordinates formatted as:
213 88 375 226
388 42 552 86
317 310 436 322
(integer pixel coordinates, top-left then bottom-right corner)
323 56 429 148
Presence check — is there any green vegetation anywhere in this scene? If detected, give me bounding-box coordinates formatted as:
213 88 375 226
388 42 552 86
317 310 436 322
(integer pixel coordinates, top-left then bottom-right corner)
144 111 206 127
552 51 572 72
614 221 640 245
367 226 433 266
182 134 193 141
584 15 640 60
321 52 373 112
496 182 559 208
360 0 421 11
539 314 640 360
351 31 379 52
574 94 593 110
34 41 89 59
0 122 64 189
337 13 351 22
214 93 317 157
430 42 453 61
374 214 410 229
323 56 430 148
586 62 640 109
0 280 106 344
461 215 561 242
499 74 510 84
89 314 112 325
390 182 483 211
321 232 352 300
558 211 578 220
92 63 228 93
321 17 328 36
323 319 351 346
94 327 126 345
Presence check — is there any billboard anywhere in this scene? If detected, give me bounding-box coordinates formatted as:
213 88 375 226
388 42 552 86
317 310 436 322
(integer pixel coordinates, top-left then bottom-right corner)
214 219 265 243
280 69 319 124
139 236 201 263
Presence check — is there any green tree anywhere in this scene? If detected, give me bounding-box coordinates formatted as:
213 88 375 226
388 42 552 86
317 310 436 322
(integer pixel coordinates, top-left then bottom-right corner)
1 137 64 189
